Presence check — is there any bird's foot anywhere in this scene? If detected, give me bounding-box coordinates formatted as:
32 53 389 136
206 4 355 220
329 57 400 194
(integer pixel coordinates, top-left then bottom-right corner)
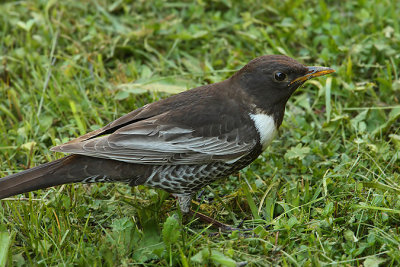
188 210 257 232
176 193 253 231
189 210 240 231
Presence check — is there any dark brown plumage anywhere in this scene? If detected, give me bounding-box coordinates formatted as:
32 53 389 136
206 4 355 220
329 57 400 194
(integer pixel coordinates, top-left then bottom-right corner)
0 55 334 213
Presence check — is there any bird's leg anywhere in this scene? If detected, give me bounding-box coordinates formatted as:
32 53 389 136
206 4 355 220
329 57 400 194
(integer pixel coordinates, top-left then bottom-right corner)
176 194 192 213
176 194 238 231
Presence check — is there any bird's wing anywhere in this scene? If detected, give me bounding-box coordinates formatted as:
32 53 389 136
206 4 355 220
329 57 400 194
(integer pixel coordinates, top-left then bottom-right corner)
51 111 257 165
54 84 218 146
55 104 155 146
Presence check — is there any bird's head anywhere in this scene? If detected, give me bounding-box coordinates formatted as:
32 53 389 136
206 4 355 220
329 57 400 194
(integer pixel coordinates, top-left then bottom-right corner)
232 55 334 115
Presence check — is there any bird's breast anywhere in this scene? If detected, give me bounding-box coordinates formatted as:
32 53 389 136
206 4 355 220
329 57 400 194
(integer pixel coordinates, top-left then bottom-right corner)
249 113 278 150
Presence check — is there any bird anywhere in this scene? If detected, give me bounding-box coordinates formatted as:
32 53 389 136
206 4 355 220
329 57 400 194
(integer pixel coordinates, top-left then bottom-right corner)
0 55 334 216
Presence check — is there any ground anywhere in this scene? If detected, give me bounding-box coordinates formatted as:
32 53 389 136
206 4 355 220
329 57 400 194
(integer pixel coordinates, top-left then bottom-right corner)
0 0 399 266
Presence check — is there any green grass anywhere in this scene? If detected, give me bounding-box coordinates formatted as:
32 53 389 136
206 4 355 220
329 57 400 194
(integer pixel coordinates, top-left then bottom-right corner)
1 0 400 266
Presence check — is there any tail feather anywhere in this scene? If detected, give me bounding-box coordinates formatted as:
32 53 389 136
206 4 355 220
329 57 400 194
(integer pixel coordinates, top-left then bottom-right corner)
0 155 149 199
0 156 85 199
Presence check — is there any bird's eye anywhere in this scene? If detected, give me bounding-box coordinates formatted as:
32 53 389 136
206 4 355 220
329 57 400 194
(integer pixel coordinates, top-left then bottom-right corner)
274 71 287 82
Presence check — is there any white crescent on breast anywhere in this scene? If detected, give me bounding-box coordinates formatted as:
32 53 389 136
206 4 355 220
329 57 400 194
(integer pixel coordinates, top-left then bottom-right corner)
249 113 278 150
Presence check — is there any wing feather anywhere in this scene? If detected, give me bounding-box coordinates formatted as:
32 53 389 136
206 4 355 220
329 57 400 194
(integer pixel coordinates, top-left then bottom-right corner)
52 115 256 165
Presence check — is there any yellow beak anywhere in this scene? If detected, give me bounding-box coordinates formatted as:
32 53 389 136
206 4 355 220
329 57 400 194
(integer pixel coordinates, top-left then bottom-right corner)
289 66 335 86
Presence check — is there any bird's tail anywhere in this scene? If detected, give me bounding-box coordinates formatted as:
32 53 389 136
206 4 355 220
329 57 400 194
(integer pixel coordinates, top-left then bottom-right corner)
0 155 144 199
